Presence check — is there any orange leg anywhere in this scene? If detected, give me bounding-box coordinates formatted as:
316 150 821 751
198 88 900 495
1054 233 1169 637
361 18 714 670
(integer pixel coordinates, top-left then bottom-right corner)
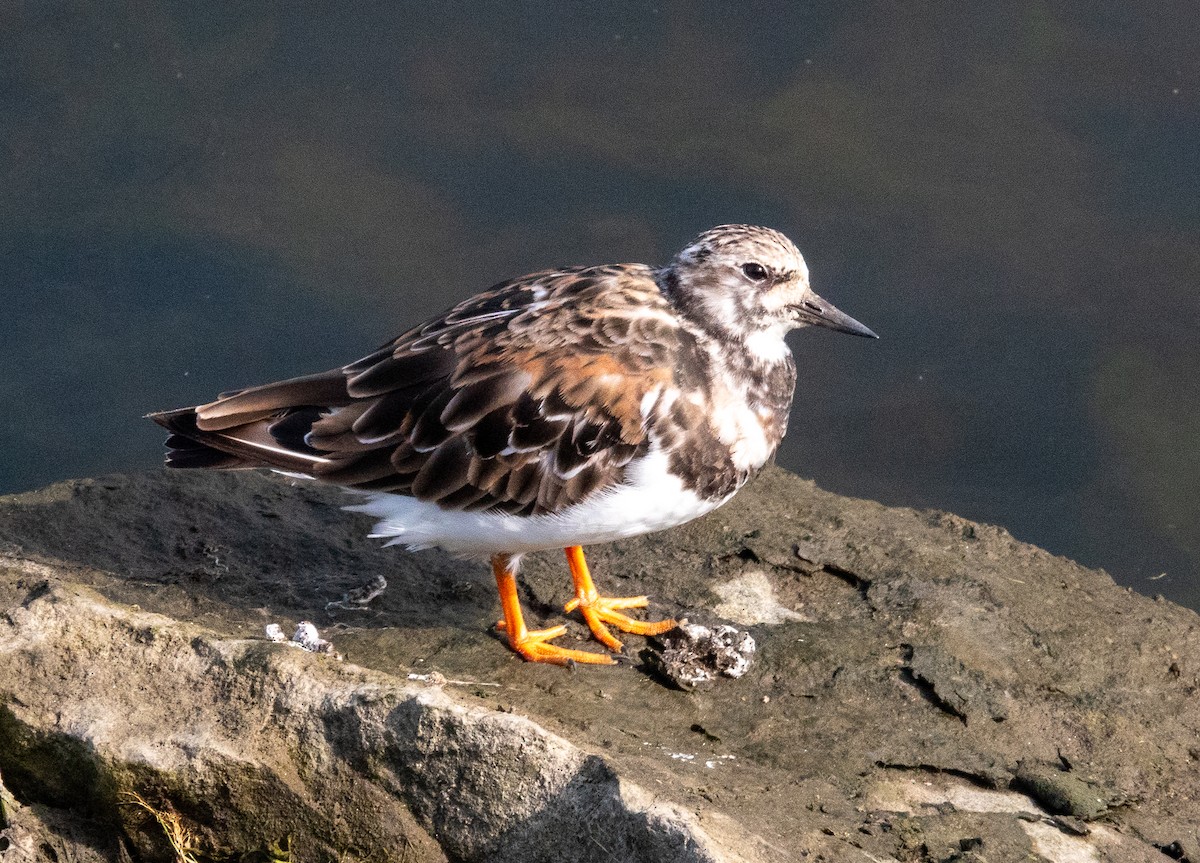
563 545 677 652
491 554 615 665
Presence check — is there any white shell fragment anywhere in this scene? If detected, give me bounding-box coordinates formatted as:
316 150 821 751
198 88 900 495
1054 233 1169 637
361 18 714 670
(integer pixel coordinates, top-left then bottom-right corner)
644 621 756 690
292 621 330 652
264 621 342 659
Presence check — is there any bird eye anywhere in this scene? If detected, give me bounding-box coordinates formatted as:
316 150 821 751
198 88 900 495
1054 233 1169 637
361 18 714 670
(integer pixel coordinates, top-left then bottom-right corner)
741 262 769 282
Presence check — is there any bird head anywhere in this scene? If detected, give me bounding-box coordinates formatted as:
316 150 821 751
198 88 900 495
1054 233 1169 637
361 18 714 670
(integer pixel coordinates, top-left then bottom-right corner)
662 225 877 357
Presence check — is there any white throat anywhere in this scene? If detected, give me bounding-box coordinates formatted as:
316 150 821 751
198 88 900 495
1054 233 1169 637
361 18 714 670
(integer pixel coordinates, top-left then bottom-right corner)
743 326 792 363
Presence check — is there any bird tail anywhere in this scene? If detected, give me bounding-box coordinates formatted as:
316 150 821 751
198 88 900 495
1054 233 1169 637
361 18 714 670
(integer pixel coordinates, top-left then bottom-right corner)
147 370 351 473
147 407 254 470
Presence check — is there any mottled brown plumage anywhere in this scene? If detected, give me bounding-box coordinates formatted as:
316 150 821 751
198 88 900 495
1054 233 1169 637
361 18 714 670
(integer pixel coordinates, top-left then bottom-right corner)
156 264 691 516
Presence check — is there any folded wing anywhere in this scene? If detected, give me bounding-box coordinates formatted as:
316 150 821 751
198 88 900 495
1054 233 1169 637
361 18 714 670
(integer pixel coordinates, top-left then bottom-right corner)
149 265 681 516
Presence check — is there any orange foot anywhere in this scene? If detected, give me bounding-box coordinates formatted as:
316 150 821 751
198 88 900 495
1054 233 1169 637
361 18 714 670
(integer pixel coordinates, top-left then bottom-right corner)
495 621 617 665
491 554 615 666
564 546 677 652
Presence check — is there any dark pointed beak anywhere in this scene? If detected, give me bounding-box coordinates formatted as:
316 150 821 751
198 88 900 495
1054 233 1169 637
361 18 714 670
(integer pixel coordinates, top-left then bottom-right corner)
795 292 878 338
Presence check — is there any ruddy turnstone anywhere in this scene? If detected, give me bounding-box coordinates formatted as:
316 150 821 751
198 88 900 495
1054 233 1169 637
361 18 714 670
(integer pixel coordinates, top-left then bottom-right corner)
149 225 876 665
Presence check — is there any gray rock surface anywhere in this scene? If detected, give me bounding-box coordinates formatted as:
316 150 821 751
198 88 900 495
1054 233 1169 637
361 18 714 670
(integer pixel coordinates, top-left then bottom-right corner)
1 467 1197 862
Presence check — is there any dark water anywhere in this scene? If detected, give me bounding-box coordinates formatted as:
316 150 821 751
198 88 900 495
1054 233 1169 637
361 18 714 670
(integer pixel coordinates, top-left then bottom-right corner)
2 4 1198 607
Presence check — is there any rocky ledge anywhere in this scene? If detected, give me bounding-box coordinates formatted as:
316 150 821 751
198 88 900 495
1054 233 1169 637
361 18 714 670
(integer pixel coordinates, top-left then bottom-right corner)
0 468 1197 862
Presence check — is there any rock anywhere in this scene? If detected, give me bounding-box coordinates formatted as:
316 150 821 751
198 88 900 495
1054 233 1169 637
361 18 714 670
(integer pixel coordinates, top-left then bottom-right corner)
905 643 1010 724
1012 763 1112 821
0 582 725 863
0 466 1197 862
710 570 806 625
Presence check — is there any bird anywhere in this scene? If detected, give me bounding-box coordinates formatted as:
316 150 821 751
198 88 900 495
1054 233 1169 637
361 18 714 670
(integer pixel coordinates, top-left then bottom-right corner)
149 225 877 666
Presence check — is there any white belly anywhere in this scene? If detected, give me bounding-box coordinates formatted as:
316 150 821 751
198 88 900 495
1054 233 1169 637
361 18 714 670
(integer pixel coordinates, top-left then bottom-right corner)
343 445 735 557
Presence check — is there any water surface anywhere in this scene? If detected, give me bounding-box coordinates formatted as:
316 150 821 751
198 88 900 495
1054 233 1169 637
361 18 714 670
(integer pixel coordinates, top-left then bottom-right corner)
2 3 1197 606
